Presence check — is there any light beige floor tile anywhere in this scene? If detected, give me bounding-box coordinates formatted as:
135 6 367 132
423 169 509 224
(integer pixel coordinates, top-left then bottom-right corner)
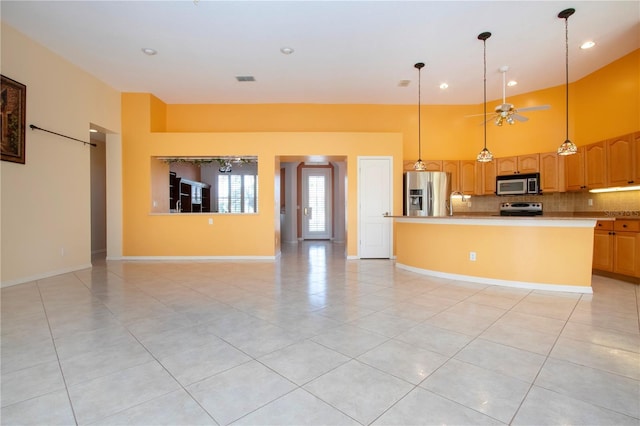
0 336 58 374
159 337 251 386
420 358 530 423
550 336 640 380
358 339 448 384
67 361 180 424
561 320 640 353
513 385 639 426
454 338 546 383
53 325 136 360
372 387 505 425
91 389 216 426
351 312 419 338
232 388 359 426
0 389 76 426
311 324 389 358
59 339 153 385
1 360 66 407
480 320 559 356
259 340 349 385
536 357 640 419
187 360 296 425
395 323 473 357
304 360 413 425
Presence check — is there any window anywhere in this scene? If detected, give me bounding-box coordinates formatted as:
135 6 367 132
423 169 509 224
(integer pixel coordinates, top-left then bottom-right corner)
217 174 258 213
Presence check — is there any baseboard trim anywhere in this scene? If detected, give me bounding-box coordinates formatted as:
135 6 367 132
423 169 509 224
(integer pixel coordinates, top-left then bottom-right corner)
395 263 593 294
121 255 277 261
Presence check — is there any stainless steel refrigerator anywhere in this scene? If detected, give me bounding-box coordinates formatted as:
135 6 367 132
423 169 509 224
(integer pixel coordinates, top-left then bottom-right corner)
404 171 451 216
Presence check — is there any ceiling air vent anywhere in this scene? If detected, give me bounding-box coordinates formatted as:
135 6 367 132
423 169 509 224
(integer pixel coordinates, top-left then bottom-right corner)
398 80 411 87
236 76 256 82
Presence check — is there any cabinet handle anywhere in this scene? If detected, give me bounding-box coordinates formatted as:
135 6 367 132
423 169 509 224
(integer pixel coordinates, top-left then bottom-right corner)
622 224 627 228
598 223 603 227
628 181 634 184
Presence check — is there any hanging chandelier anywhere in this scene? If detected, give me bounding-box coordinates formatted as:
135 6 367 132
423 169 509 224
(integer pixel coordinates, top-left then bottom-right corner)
476 32 494 163
557 8 578 156
413 62 427 171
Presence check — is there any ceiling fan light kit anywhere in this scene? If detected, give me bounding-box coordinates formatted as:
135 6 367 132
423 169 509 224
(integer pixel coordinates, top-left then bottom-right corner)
413 62 428 171
557 7 578 156
476 31 494 163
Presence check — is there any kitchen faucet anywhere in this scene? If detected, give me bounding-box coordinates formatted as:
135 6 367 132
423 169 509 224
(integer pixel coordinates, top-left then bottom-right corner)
448 191 465 216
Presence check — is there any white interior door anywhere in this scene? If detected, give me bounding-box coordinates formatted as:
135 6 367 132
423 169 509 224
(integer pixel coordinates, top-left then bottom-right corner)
358 157 392 258
302 168 332 239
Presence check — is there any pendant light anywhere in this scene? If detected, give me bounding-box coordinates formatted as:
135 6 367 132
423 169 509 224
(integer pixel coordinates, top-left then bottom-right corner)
413 62 427 171
476 32 494 163
557 8 578 156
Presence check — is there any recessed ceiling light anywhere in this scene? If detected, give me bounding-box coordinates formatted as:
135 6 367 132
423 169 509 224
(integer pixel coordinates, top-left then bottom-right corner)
236 76 256 82
280 47 294 55
141 48 157 56
507 80 517 87
439 83 449 90
580 41 596 49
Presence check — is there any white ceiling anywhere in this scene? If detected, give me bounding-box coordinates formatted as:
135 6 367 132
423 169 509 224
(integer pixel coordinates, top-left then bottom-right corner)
1 1 638 105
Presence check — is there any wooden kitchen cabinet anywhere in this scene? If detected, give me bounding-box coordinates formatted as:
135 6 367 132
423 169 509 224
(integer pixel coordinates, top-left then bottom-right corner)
496 154 539 176
475 160 496 195
585 141 607 189
607 134 636 187
592 221 614 271
593 219 640 281
424 160 443 171
459 160 476 195
539 152 563 193
442 160 459 192
634 132 640 184
564 146 585 191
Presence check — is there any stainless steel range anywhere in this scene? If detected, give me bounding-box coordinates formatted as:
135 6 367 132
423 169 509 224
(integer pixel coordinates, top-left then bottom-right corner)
499 202 543 216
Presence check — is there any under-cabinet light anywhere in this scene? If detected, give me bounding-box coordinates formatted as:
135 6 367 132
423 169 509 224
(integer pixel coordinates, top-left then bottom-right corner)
589 185 640 193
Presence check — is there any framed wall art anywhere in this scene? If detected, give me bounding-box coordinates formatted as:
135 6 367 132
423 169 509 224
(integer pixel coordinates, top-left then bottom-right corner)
1 75 26 164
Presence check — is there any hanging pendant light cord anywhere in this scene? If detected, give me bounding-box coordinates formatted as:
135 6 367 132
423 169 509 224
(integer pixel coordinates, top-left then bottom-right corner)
483 38 488 150
418 66 422 161
564 16 569 143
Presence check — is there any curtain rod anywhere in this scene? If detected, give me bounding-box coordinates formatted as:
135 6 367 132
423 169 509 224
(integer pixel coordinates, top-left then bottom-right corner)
29 124 97 147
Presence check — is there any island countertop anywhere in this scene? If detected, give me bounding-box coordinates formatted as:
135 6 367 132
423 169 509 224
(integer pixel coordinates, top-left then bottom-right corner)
388 215 601 227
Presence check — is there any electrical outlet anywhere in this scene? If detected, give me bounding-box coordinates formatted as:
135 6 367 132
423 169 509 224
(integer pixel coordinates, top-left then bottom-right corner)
60 247 65 257
208 218 213 225
588 199 593 207
469 251 476 261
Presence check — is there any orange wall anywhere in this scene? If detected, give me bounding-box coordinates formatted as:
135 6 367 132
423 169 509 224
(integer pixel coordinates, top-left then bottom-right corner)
122 93 403 257
164 49 639 160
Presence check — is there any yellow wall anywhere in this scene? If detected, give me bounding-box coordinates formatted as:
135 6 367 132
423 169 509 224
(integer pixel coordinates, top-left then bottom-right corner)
0 23 121 286
122 93 403 258
396 221 595 288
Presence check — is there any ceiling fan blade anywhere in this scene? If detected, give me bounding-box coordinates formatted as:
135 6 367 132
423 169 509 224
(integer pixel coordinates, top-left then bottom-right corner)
465 112 486 118
513 114 529 122
517 104 551 112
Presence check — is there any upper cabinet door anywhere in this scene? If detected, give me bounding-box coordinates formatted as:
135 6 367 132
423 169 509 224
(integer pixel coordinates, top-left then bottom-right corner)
565 147 585 191
517 154 540 174
442 160 459 193
635 132 640 184
459 160 476 195
539 152 561 193
585 141 607 189
496 157 517 175
607 133 636 187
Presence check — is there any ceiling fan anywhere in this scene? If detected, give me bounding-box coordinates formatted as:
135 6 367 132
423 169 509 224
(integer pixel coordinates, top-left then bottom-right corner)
468 66 550 126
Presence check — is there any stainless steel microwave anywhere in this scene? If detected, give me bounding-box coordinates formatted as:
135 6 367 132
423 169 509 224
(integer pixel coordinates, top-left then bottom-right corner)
496 173 541 196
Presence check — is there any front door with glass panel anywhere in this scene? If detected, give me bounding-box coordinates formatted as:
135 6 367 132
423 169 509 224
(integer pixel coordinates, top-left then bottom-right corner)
302 168 332 239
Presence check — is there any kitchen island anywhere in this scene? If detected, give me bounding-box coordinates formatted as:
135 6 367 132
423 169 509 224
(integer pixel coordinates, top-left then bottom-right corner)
392 215 601 293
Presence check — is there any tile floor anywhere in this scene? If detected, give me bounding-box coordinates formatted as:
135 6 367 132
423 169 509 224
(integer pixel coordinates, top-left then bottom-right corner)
1 241 639 425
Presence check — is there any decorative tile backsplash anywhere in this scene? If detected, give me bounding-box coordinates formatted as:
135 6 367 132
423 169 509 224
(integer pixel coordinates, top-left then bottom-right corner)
452 190 640 216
